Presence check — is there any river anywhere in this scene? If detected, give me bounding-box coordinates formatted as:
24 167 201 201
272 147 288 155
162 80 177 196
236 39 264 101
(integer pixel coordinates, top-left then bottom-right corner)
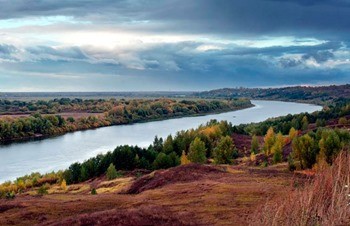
0 100 322 182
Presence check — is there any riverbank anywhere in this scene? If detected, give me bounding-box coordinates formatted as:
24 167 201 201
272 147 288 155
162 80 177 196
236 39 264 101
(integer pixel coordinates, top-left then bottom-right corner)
0 100 322 182
0 102 254 145
0 98 253 144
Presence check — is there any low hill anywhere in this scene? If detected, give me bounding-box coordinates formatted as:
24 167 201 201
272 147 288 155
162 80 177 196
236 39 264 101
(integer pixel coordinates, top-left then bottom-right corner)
194 84 350 104
0 163 302 226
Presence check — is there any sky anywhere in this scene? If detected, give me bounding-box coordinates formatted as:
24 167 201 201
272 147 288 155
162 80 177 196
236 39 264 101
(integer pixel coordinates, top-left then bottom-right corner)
0 0 349 91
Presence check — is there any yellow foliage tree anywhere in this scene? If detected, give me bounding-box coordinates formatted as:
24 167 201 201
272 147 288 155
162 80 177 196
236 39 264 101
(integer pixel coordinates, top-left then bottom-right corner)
180 150 191 165
60 179 67 191
264 127 276 155
288 127 298 141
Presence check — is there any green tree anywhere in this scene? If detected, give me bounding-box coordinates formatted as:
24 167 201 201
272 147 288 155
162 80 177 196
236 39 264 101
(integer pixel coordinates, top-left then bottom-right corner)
301 116 309 131
163 135 174 154
213 136 235 164
319 130 341 164
251 135 259 154
272 132 284 163
188 137 207 163
292 134 317 169
153 153 173 169
106 163 119 180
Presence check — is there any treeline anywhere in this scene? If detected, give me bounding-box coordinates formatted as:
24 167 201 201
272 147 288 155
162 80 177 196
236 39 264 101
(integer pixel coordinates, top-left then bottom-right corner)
62 120 237 184
0 119 238 197
253 126 350 170
194 84 350 104
289 128 350 170
0 97 251 115
0 98 252 142
233 98 350 136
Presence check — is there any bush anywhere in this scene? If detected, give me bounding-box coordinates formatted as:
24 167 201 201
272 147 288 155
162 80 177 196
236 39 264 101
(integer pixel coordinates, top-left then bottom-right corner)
91 188 97 195
60 179 67 191
5 191 15 200
37 184 49 196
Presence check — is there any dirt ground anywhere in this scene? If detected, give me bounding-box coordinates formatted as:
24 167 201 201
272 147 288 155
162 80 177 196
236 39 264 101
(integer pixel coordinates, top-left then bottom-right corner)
0 163 304 226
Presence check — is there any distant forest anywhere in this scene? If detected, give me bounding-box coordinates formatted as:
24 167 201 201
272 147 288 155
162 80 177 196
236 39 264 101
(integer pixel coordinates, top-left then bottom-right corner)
194 84 350 104
0 98 252 142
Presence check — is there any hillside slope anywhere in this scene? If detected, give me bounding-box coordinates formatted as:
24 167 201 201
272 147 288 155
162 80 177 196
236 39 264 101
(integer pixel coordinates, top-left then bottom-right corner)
0 164 303 226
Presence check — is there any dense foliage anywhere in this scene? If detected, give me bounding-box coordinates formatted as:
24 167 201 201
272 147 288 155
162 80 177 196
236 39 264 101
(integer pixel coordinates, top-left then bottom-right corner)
62 120 236 184
195 84 350 104
1 97 349 197
0 98 251 142
232 98 350 136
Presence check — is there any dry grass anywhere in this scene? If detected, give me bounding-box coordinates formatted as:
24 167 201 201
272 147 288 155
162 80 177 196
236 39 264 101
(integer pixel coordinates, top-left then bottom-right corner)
251 151 350 226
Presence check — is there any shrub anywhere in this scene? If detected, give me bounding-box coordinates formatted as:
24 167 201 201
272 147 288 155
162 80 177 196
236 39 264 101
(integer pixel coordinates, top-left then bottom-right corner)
37 184 49 196
60 179 67 191
91 188 97 195
5 191 15 200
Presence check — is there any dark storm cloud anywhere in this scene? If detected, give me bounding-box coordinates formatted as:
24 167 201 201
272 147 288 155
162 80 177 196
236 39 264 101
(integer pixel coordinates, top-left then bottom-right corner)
302 50 335 63
1 0 350 39
1 0 349 91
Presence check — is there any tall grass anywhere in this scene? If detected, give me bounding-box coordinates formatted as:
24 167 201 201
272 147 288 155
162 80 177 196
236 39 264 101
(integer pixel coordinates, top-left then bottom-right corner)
252 151 350 226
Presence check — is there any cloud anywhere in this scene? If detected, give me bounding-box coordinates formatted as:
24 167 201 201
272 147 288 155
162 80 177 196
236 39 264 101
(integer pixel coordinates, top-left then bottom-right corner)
0 0 350 91
26 46 88 61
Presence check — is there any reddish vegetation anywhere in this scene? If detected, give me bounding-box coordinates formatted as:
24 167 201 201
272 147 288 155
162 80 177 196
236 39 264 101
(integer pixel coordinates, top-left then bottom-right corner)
126 164 225 194
0 164 301 226
231 133 263 155
47 206 191 226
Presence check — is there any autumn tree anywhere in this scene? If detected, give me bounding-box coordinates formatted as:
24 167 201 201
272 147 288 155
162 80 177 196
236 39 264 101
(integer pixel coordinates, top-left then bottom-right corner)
180 150 190 165
272 132 284 163
288 127 298 141
188 137 207 163
60 179 67 191
263 127 276 155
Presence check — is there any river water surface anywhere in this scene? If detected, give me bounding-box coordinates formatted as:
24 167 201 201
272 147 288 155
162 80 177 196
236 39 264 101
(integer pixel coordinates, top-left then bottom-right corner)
0 100 322 182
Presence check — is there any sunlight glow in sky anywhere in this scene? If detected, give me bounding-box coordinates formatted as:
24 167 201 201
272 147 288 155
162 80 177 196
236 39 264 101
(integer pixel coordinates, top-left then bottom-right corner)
0 0 349 91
